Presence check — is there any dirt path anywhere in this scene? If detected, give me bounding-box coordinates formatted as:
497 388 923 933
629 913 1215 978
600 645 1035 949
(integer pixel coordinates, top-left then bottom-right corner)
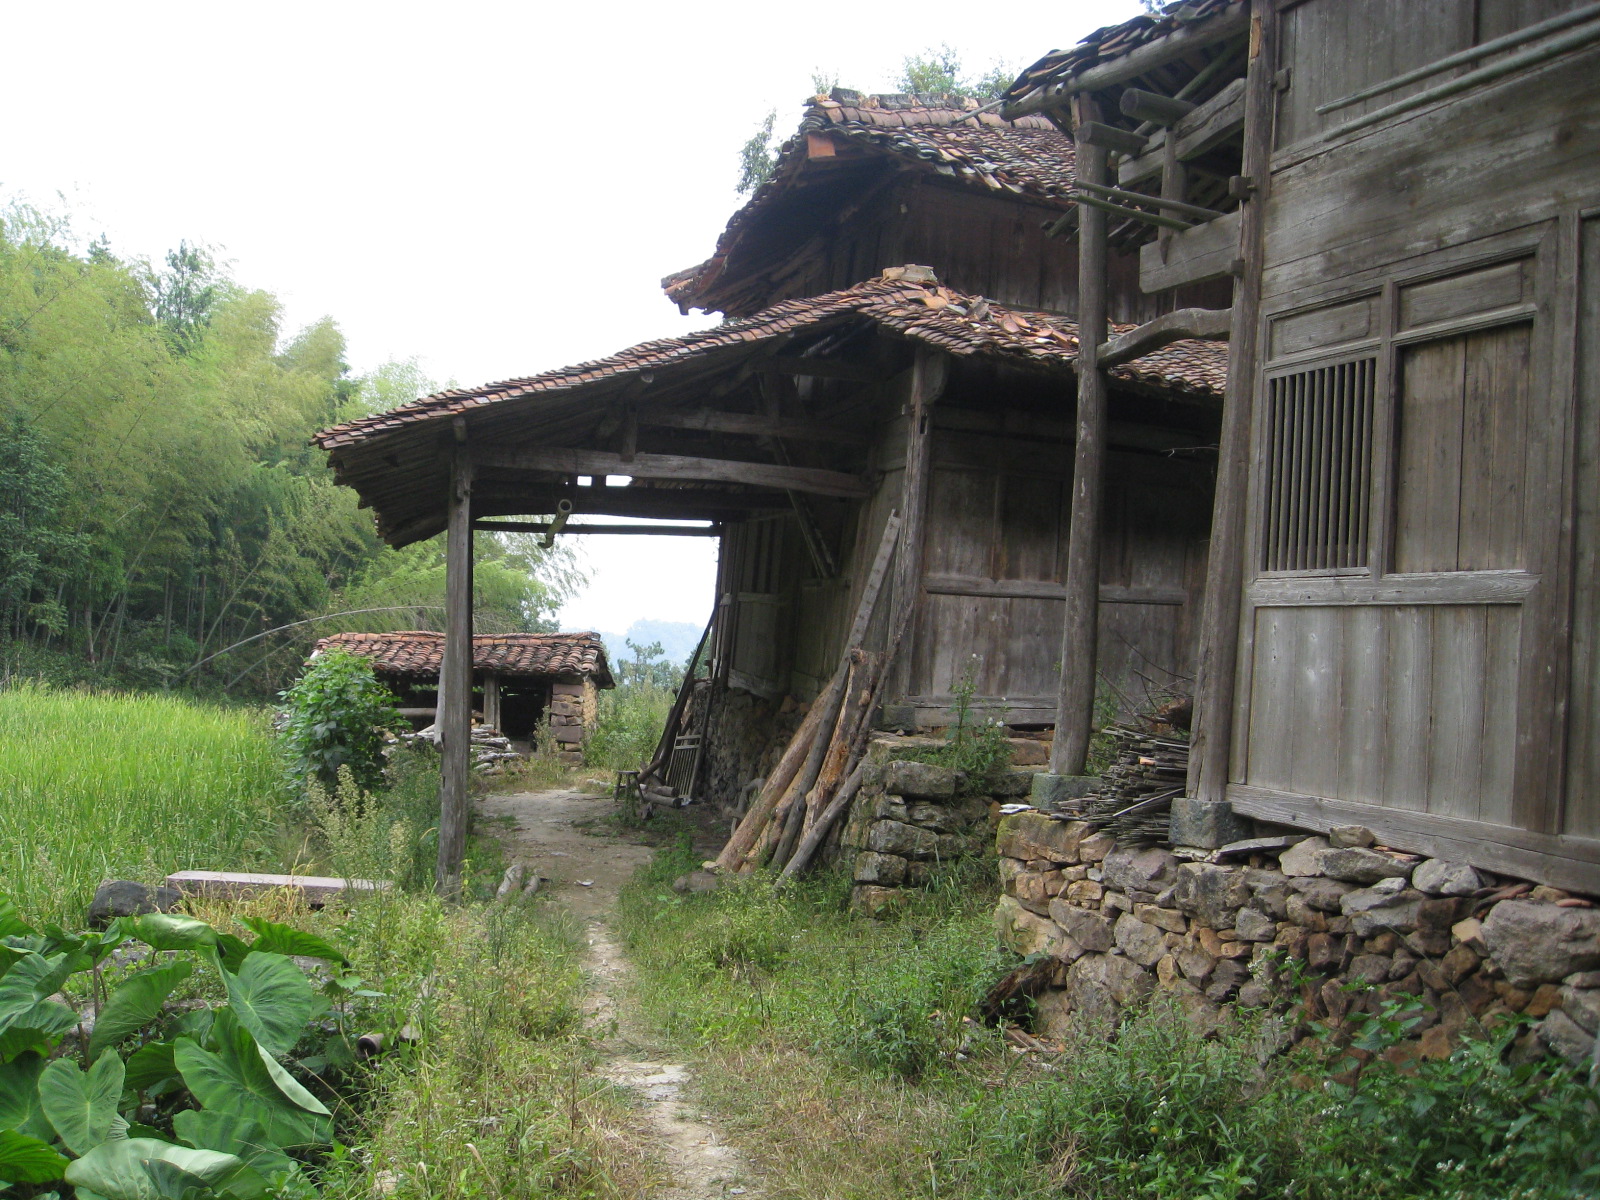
477 787 761 1199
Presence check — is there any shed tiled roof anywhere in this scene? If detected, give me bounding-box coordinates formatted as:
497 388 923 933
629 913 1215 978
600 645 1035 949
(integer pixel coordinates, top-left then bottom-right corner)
316 631 614 688
316 268 1225 453
664 92 1076 314
1004 0 1244 116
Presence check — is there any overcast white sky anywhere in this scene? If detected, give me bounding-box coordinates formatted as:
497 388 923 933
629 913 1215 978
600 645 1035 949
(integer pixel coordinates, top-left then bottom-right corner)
3 0 1144 641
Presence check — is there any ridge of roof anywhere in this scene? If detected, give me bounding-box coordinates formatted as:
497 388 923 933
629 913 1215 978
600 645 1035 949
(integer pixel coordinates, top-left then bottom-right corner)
316 630 614 687
315 269 1226 453
662 89 1077 315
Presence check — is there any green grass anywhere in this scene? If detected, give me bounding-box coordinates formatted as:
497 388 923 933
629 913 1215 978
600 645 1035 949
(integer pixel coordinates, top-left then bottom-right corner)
0 683 283 924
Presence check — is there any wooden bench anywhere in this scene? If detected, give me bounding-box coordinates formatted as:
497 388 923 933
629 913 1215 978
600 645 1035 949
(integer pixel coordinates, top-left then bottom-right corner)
165 870 391 907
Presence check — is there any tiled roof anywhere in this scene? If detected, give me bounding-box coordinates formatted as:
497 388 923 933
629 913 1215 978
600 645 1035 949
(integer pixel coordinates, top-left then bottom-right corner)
1004 0 1244 116
664 91 1076 314
316 268 1225 452
315 631 613 688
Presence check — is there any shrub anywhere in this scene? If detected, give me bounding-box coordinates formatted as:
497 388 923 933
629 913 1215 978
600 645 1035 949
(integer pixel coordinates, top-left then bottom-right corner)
277 647 404 796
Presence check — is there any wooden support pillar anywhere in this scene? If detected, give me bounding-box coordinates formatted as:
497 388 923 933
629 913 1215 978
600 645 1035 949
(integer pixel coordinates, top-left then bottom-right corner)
437 424 474 897
889 347 949 694
1188 0 1277 803
1052 117 1111 776
482 671 502 732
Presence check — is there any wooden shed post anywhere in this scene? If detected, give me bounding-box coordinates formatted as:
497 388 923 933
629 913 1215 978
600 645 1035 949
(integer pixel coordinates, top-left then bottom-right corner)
1188 1 1276 804
889 346 949 699
482 672 502 731
437 424 474 897
1051 116 1111 776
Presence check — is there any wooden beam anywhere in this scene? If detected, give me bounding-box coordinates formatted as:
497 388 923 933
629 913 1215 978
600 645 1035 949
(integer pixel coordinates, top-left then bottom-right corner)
1006 2 1249 116
1098 307 1233 368
890 348 949 694
1052 120 1110 778
1188 0 1275 805
763 356 885 383
1076 180 1226 222
1072 191 1193 232
473 520 720 536
437 435 474 897
1139 209 1241 291
641 408 860 444
1074 121 1149 155
1119 88 1196 126
482 672 502 731
1119 76 1248 187
475 446 871 499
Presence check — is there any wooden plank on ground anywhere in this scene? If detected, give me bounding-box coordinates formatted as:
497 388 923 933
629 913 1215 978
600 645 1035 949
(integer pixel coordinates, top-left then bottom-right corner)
166 871 391 906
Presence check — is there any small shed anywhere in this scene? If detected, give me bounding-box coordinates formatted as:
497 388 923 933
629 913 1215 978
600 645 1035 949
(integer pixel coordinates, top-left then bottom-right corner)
313 631 613 755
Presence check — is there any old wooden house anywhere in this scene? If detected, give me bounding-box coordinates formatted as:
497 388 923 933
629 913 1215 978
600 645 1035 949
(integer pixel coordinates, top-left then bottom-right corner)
313 630 612 753
1005 0 1600 891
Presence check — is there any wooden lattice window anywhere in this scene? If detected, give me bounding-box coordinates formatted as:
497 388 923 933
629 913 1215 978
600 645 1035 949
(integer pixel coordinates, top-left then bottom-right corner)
1261 358 1376 572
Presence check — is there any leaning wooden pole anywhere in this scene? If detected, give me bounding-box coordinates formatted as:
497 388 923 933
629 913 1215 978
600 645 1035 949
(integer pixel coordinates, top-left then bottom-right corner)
437 424 474 897
1052 120 1111 777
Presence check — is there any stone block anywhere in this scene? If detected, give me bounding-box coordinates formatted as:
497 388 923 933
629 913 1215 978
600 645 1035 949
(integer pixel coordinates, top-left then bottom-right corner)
1278 836 1330 877
995 812 1084 863
1168 796 1253 849
1482 900 1600 987
1134 903 1188 934
1049 899 1115 952
853 852 907 886
873 794 911 823
1234 907 1277 942
906 801 970 832
1328 824 1376 848
1115 914 1169 967
1066 952 1153 1024
1246 871 1292 919
1305 932 1341 970
1319 847 1413 885
1350 954 1392 986
1102 846 1178 895
1010 869 1063 915
990 770 1036 798
853 885 908 917
550 681 585 696
1285 894 1327 930
867 820 939 859
1006 737 1049 766
1341 887 1423 937
1176 940 1217 983
1172 863 1252 928
1029 773 1102 809
1560 985 1600 1034
1205 958 1249 1001
1103 889 1133 916
1032 988 1075 1039
88 880 182 928
995 895 1081 961
883 759 958 799
1077 830 1116 862
1440 942 1481 986
1237 981 1273 1008
1537 1008 1596 1064
1412 858 1482 896
1065 880 1103 905
1288 875 1355 912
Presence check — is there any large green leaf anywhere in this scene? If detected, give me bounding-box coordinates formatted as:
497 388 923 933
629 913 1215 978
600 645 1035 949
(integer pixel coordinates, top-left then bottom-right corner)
65 1139 250 1200
123 1043 178 1093
173 1018 329 1149
171 1112 296 1184
237 919 347 966
0 1052 51 1140
0 953 75 1034
88 963 194 1062
0 896 35 942
0 1128 69 1184
39 1054 126 1156
212 952 313 1058
129 917 216 954
0 999 79 1061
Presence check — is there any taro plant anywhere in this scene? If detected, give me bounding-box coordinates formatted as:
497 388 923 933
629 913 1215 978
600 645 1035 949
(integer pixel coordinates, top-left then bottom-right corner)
0 895 364 1200
277 647 405 797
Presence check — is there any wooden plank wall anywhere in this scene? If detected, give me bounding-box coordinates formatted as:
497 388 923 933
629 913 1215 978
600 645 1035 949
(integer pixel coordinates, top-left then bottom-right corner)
1563 217 1600 841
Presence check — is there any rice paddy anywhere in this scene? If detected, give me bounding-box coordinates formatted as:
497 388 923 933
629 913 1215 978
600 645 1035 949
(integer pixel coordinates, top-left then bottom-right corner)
0 684 284 925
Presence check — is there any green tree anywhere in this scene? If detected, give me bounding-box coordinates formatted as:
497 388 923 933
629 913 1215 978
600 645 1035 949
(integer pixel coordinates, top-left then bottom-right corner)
736 109 779 195
278 645 405 795
898 46 1013 102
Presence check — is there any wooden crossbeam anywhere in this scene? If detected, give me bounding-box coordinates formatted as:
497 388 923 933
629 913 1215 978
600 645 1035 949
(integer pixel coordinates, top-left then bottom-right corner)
1119 77 1247 186
475 446 871 499
1076 179 1226 221
473 520 720 536
1119 88 1196 126
1097 307 1233 368
641 408 859 443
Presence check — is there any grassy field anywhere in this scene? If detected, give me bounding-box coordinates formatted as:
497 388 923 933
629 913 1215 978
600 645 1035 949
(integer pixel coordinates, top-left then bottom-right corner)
0 684 283 924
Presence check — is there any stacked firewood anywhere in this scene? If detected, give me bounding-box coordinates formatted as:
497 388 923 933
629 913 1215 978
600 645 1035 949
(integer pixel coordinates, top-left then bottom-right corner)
1057 724 1190 845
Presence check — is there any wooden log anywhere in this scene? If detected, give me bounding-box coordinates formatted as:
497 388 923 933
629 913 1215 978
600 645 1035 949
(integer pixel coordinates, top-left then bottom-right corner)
473 521 720 536
1075 180 1225 222
750 659 853 870
641 409 860 444
1119 88 1196 126
437 431 474 897
888 349 947 697
1052 128 1110 777
1188 0 1276 803
475 446 871 500
1073 121 1149 155
1071 192 1195 232
713 678 832 872
1097 307 1233 368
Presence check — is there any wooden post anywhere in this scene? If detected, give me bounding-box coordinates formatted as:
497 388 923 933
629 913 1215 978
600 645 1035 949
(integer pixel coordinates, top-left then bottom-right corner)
1052 113 1111 776
483 672 501 732
888 347 948 699
1188 0 1276 803
437 425 474 897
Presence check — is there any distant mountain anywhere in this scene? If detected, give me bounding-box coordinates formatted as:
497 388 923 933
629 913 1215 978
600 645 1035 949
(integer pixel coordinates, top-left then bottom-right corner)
583 620 704 669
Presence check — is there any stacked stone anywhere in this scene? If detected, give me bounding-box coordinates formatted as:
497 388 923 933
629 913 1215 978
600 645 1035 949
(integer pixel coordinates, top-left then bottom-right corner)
994 814 1600 1065
545 680 589 764
841 749 1032 914
399 725 519 774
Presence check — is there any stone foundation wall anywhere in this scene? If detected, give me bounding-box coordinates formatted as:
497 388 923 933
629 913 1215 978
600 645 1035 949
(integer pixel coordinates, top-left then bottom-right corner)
700 687 799 812
994 813 1600 1066
839 740 1032 913
547 679 589 764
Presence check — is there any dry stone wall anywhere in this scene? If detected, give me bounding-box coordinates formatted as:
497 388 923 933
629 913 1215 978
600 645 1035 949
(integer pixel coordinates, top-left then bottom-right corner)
994 813 1600 1067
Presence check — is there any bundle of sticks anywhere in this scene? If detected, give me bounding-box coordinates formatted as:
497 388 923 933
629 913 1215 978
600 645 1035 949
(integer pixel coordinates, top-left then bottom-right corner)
714 512 909 883
1056 724 1190 845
